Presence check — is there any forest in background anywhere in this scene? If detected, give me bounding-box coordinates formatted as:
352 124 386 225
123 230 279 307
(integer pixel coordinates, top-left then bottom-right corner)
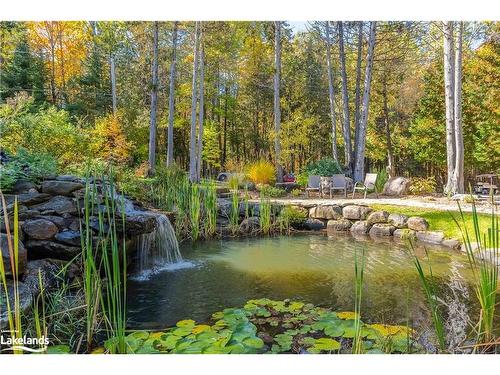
0 21 498 192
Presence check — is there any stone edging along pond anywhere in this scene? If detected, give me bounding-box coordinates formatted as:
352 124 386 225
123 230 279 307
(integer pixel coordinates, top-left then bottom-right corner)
230 200 462 251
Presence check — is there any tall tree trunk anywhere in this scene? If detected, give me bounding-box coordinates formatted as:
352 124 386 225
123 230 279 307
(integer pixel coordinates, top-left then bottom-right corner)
453 21 464 194
196 45 205 182
338 21 352 172
443 21 456 194
166 21 179 166
353 21 377 182
147 21 159 176
110 57 117 115
382 75 395 178
189 21 201 182
274 21 283 183
353 21 363 163
325 21 339 164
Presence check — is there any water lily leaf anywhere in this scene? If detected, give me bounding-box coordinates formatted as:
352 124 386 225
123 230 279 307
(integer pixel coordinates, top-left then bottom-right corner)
324 324 344 338
308 338 341 353
90 347 105 354
154 333 180 351
243 337 264 349
300 336 316 346
289 301 304 312
337 311 359 320
226 343 246 354
176 319 196 328
172 327 193 337
127 331 150 340
192 324 211 334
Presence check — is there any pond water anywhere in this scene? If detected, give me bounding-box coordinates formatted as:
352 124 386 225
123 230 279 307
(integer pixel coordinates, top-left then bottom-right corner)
127 233 488 340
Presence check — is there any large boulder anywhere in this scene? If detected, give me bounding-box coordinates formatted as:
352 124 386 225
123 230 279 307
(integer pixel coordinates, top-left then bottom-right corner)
416 231 445 245
309 205 343 220
22 218 59 240
369 223 396 237
303 218 326 230
407 216 429 231
25 240 81 260
342 205 372 220
10 179 37 194
350 220 371 235
0 233 28 276
388 213 408 228
366 211 389 225
41 180 84 196
32 196 78 215
327 219 352 233
239 217 260 233
383 177 411 196
55 230 81 246
4 192 51 207
22 259 62 296
118 212 157 236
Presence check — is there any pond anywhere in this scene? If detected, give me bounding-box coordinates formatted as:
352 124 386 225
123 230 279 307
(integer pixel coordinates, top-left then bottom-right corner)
126 233 486 339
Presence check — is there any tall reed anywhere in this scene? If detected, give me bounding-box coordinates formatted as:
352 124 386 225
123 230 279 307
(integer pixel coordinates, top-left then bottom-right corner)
259 198 272 235
203 180 217 238
410 243 446 352
0 194 23 354
189 184 201 240
352 247 365 354
453 201 498 345
229 189 240 234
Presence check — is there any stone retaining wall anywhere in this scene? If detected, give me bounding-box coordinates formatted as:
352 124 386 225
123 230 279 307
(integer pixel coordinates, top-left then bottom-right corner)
287 202 461 250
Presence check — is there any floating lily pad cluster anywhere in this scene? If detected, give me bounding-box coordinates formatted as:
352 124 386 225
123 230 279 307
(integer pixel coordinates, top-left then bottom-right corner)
100 299 421 354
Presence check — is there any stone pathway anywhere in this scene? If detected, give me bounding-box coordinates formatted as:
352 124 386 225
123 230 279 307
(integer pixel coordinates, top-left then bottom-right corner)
251 196 496 214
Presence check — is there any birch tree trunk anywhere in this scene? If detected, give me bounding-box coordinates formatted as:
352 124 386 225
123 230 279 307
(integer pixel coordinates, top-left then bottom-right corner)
166 21 179 167
196 45 205 182
189 21 201 182
353 21 377 182
338 21 352 172
353 21 363 163
147 21 159 176
274 21 283 183
453 21 464 194
325 21 339 164
443 21 456 194
382 75 395 178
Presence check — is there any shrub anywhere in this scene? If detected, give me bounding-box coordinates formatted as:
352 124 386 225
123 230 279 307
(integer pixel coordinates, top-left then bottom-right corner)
259 185 287 198
303 158 342 177
280 205 307 225
374 168 389 193
408 176 437 195
291 188 302 197
247 160 276 185
0 149 57 191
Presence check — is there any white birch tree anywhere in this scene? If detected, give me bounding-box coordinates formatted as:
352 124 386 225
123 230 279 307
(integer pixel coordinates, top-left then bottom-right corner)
147 21 159 176
338 21 353 171
325 21 339 164
274 21 283 182
443 21 456 194
453 21 464 194
166 21 179 167
353 21 377 182
189 21 201 183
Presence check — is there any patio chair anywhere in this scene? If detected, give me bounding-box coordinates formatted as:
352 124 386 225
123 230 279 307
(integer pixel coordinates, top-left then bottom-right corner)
352 173 378 199
330 174 347 198
305 175 321 198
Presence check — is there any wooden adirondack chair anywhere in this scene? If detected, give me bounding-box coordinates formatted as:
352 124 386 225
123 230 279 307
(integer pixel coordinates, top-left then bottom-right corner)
352 173 378 199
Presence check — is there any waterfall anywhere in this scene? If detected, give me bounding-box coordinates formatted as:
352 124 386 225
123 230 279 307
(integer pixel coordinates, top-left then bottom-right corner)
136 214 182 272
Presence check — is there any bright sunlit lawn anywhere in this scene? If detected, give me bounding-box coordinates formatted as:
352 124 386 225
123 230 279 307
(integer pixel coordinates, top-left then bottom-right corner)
370 204 494 240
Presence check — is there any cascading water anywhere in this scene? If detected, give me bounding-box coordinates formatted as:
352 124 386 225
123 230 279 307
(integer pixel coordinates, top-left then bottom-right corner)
136 214 182 271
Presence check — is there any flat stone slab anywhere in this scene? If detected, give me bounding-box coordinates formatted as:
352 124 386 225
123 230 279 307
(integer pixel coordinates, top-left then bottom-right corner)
42 180 84 196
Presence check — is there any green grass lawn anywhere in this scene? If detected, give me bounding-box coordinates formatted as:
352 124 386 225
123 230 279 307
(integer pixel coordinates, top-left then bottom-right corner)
370 204 494 240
